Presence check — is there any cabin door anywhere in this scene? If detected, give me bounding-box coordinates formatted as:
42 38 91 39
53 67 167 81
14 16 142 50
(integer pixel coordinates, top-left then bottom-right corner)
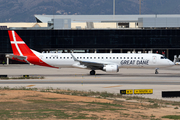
152 56 157 64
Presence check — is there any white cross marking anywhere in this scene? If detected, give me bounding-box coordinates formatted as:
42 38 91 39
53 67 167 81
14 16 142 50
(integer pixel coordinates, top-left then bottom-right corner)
12 31 23 56
11 41 25 44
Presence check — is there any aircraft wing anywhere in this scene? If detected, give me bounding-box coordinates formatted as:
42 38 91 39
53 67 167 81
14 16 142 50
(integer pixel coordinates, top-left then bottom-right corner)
6 54 27 61
80 60 106 67
71 53 116 69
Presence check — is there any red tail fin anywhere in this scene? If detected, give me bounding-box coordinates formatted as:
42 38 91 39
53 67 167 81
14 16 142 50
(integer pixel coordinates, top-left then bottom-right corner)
8 30 34 56
8 30 58 68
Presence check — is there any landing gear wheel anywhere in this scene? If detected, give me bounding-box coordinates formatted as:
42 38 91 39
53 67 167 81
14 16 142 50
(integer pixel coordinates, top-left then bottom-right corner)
155 68 159 74
90 70 96 75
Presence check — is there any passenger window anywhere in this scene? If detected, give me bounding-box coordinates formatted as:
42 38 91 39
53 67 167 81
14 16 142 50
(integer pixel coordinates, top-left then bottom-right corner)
49 57 51 59
83 57 85 59
102 57 103 59
117 57 118 59
110 57 111 59
127 57 129 59
71 57 72 59
142 57 143 59
53 57 55 59
134 57 136 59
106 57 108 59
98 57 100 59
56 57 58 59
67 57 69 59
60 57 62 59
124 57 126 59
77 57 79 59
120 57 122 59
138 57 140 59
161 57 165 59
46 57 48 59
90 57 92 59
80 57 82 59
94 57 96 59
64 57 65 59
113 57 115 59
87 57 89 59
131 57 133 59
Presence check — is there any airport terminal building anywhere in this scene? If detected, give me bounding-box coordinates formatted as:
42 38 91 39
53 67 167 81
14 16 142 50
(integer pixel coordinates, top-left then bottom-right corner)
1 14 180 64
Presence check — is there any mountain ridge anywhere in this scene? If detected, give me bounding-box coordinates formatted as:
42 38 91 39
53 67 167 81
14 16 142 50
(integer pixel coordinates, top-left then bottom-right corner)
0 0 180 22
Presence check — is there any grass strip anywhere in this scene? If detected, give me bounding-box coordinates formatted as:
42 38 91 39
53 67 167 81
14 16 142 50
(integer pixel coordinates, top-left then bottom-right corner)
0 76 44 80
162 115 180 119
1 86 180 108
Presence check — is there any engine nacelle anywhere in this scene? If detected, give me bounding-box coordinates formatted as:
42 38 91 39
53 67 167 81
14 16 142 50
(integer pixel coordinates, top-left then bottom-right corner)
103 65 119 72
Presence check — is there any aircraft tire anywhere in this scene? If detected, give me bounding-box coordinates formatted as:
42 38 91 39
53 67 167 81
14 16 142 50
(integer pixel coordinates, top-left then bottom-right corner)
155 68 159 74
90 70 95 75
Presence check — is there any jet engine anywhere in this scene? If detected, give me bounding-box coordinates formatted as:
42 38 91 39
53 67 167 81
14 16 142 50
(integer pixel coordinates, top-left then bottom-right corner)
103 65 119 72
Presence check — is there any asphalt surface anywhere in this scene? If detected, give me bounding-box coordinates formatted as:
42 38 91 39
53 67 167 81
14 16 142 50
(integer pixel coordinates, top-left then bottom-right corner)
0 64 180 101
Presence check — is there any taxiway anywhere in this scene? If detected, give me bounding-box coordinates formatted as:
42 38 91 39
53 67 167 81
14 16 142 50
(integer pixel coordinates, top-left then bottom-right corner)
0 64 180 101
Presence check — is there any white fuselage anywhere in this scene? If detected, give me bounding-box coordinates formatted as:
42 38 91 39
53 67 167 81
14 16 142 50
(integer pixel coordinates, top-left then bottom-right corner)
7 30 175 74
38 53 174 69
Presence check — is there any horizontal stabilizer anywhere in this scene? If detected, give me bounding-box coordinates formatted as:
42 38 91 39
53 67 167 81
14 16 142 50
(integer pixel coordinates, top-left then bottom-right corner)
6 54 27 61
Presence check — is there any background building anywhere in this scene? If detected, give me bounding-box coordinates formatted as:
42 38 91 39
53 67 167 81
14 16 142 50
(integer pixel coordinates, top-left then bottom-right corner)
1 14 180 64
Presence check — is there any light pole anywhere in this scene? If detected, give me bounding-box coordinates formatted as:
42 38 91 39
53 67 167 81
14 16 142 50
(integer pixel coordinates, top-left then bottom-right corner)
139 0 143 14
113 0 115 15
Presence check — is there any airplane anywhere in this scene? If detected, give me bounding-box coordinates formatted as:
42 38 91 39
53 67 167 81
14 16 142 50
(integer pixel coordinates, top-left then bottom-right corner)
6 30 175 75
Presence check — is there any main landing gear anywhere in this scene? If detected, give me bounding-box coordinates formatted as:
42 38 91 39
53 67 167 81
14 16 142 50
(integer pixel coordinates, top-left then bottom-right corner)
90 70 96 75
155 68 159 74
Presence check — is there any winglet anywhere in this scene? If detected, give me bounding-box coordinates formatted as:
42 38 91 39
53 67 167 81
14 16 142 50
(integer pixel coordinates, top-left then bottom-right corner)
70 53 79 62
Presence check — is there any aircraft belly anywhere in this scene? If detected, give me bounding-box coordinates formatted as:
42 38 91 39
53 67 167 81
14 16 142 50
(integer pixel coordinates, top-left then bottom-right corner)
120 65 160 69
121 65 171 69
45 60 74 68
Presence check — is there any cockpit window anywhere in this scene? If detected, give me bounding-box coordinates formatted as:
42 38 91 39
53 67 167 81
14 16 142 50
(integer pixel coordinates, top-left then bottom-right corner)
161 56 167 59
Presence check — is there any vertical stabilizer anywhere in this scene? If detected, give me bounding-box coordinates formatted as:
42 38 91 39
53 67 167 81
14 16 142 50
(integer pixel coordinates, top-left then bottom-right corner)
8 30 58 68
8 30 35 56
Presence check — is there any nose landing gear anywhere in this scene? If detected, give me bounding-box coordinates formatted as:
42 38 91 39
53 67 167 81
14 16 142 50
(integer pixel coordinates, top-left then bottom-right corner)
90 70 96 75
155 68 159 74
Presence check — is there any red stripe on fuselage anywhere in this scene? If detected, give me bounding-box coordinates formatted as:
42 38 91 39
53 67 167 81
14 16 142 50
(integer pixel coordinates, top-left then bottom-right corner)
18 44 58 68
27 56 58 68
